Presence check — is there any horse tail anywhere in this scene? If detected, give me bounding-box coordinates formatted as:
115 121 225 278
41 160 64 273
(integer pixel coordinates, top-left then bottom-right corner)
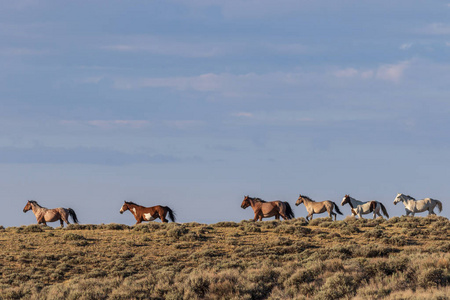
333 202 343 215
435 200 443 213
165 206 176 222
284 202 295 219
378 202 389 218
68 208 79 224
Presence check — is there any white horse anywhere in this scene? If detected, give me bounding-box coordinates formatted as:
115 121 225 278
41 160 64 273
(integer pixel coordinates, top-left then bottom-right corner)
341 195 389 219
351 201 377 219
393 193 443 216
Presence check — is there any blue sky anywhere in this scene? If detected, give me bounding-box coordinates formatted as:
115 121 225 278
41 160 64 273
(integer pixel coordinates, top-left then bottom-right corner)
1 0 450 226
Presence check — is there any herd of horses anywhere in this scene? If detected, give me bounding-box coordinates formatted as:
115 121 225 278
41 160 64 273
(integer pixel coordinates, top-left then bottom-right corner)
22 193 444 227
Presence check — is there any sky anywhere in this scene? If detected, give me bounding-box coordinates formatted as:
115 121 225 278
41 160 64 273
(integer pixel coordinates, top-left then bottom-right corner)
1 0 450 227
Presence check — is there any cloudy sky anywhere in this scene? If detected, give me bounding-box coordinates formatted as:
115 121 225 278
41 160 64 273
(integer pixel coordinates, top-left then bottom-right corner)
1 1 450 226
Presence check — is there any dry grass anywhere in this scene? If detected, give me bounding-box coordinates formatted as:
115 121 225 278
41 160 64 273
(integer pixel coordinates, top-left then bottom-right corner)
0 216 449 299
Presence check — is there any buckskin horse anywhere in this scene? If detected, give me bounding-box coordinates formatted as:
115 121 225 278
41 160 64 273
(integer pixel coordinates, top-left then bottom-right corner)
295 194 342 221
23 200 79 227
241 195 295 221
341 194 389 219
119 201 176 224
394 193 443 216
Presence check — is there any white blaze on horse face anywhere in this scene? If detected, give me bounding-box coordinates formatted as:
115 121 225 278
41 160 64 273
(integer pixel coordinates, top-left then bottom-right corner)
143 213 156 221
394 194 402 204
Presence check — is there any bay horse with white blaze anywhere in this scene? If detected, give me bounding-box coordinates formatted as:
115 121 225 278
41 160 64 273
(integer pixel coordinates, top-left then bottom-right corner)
23 200 79 227
120 201 176 224
295 195 342 221
394 193 443 216
341 195 389 219
241 196 295 221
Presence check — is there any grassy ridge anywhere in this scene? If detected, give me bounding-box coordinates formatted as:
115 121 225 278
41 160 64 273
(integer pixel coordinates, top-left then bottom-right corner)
0 216 449 299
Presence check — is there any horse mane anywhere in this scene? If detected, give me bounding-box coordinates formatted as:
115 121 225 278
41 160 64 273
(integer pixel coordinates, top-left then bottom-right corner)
301 195 315 202
245 196 267 203
28 200 44 208
125 201 143 207
404 194 416 200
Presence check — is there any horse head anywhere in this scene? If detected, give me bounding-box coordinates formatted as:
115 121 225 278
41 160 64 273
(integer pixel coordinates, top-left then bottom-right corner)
393 193 403 205
241 196 251 209
120 201 129 214
23 200 34 213
295 195 304 206
341 195 350 206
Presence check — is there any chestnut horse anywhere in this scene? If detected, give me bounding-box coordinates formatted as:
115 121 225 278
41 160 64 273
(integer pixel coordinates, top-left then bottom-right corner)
295 195 342 221
119 201 176 224
241 195 295 221
23 200 79 227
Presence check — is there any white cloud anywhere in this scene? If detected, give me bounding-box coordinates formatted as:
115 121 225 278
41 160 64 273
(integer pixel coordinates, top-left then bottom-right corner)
61 120 150 129
103 37 226 58
422 23 450 35
375 61 409 82
163 120 205 130
232 112 254 118
334 68 359 78
114 73 222 91
333 61 410 82
400 43 412 50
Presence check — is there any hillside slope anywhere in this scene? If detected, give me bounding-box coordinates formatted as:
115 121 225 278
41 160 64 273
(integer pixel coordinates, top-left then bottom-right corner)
0 216 449 299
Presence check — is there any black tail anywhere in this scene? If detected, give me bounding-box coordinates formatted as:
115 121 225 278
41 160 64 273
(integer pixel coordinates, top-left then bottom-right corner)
379 202 389 218
333 202 343 215
284 202 295 219
68 208 79 224
165 207 176 222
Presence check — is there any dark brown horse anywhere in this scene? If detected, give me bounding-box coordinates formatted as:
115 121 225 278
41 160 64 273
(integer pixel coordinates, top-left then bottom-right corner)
23 200 79 227
241 195 295 221
295 195 342 221
119 201 176 224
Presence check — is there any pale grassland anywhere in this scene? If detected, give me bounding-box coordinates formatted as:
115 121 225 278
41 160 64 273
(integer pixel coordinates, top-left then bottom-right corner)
0 216 449 299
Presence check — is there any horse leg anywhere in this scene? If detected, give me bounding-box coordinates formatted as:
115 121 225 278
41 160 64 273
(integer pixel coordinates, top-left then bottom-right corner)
60 219 64 228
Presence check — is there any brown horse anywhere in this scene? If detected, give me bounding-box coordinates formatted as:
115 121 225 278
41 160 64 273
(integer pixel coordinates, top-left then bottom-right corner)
241 195 295 221
295 195 342 221
119 201 176 224
23 200 79 227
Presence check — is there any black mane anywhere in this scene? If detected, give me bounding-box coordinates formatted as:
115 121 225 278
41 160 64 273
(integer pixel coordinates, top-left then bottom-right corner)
28 200 44 208
246 196 267 203
125 201 143 207
300 195 315 202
